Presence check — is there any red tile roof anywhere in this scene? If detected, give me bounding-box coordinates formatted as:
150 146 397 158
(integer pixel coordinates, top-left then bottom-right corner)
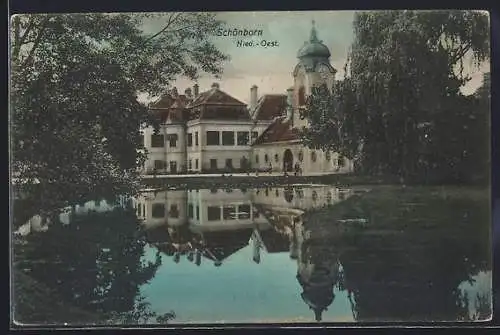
188 87 246 108
259 228 290 253
150 87 251 122
252 117 300 145
200 228 254 262
150 94 191 122
151 94 175 109
252 94 287 120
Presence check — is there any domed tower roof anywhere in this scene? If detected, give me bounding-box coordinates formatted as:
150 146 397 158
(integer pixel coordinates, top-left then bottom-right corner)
297 20 331 59
300 288 334 322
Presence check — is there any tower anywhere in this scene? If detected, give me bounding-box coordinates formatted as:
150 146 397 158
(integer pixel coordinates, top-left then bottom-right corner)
292 20 337 129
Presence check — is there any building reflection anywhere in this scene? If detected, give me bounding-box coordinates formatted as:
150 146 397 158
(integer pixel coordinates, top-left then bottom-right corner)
133 185 356 322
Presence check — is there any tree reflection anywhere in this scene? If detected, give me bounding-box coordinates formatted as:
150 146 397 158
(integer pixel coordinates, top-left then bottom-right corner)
332 187 492 322
12 205 171 325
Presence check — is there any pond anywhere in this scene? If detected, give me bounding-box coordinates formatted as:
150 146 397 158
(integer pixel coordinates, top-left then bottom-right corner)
11 184 492 325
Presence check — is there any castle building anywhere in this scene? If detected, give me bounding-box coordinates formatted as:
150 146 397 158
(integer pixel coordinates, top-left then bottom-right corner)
141 21 354 176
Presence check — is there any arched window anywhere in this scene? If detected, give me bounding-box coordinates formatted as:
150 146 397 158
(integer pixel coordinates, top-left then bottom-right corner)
311 151 317 162
298 86 306 106
284 187 294 203
298 151 304 162
274 153 279 163
325 151 331 161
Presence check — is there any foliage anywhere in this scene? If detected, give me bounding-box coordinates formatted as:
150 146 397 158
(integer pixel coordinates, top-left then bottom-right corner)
335 186 492 321
300 10 490 183
13 205 166 325
10 13 229 214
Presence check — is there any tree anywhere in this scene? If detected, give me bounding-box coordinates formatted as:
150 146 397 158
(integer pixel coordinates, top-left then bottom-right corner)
300 10 489 182
13 206 166 325
10 13 229 214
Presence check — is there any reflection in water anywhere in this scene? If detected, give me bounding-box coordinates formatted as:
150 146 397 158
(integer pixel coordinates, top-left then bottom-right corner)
12 185 491 324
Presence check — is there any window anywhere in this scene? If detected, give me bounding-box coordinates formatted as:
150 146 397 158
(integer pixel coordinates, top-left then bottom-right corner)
338 157 345 167
298 86 306 105
195 159 199 169
326 191 332 204
274 153 279 163
255 155 259 164
154 160 165 170
264 154 269 163
169 161 177 173
223 206 235 220
311 151 317 162
237 132 250 145
137 203 142 216
222 131 235 145
169 204 179 218
325 151 331 161
188 160 192 170
225 159 233 169
210 159 217 170
312 191 318 201
188 204 194 218
139 134 144 146
238 205 251 219
281 185 292 201
187 133 193 147
206 131 220 145
298 150 304 162
168 134 178 147
196 206 199 220
152 203 165 218
151 134 164 148
195 132 199 146
251 131 258 142
275 189 279 197
208 206 221 221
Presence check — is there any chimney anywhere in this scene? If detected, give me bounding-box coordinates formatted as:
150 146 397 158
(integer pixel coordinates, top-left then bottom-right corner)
193 84 199 98
250 85 258 111
211 82 220 89
184 87 192 99
286 88 294 121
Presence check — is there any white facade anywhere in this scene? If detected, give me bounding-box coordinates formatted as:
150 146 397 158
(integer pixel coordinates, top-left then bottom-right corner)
185 120 269 172
142 121 186 174
135 185 355 232
252 142 354 174
140 23 354 176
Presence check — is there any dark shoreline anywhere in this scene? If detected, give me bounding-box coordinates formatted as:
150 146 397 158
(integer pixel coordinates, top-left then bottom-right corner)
140 173 398 189
139 173 487 189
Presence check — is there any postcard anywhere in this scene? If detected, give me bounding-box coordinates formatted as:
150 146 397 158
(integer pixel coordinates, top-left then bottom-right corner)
10 10 492 327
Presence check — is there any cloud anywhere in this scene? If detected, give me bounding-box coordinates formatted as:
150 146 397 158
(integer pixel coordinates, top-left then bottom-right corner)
141 11 489 101
141 11 355 83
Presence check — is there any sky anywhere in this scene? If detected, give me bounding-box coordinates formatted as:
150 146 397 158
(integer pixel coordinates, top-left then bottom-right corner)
140 11 490 104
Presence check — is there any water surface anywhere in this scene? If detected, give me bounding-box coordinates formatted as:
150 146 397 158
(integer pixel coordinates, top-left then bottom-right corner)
12 184 492 325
